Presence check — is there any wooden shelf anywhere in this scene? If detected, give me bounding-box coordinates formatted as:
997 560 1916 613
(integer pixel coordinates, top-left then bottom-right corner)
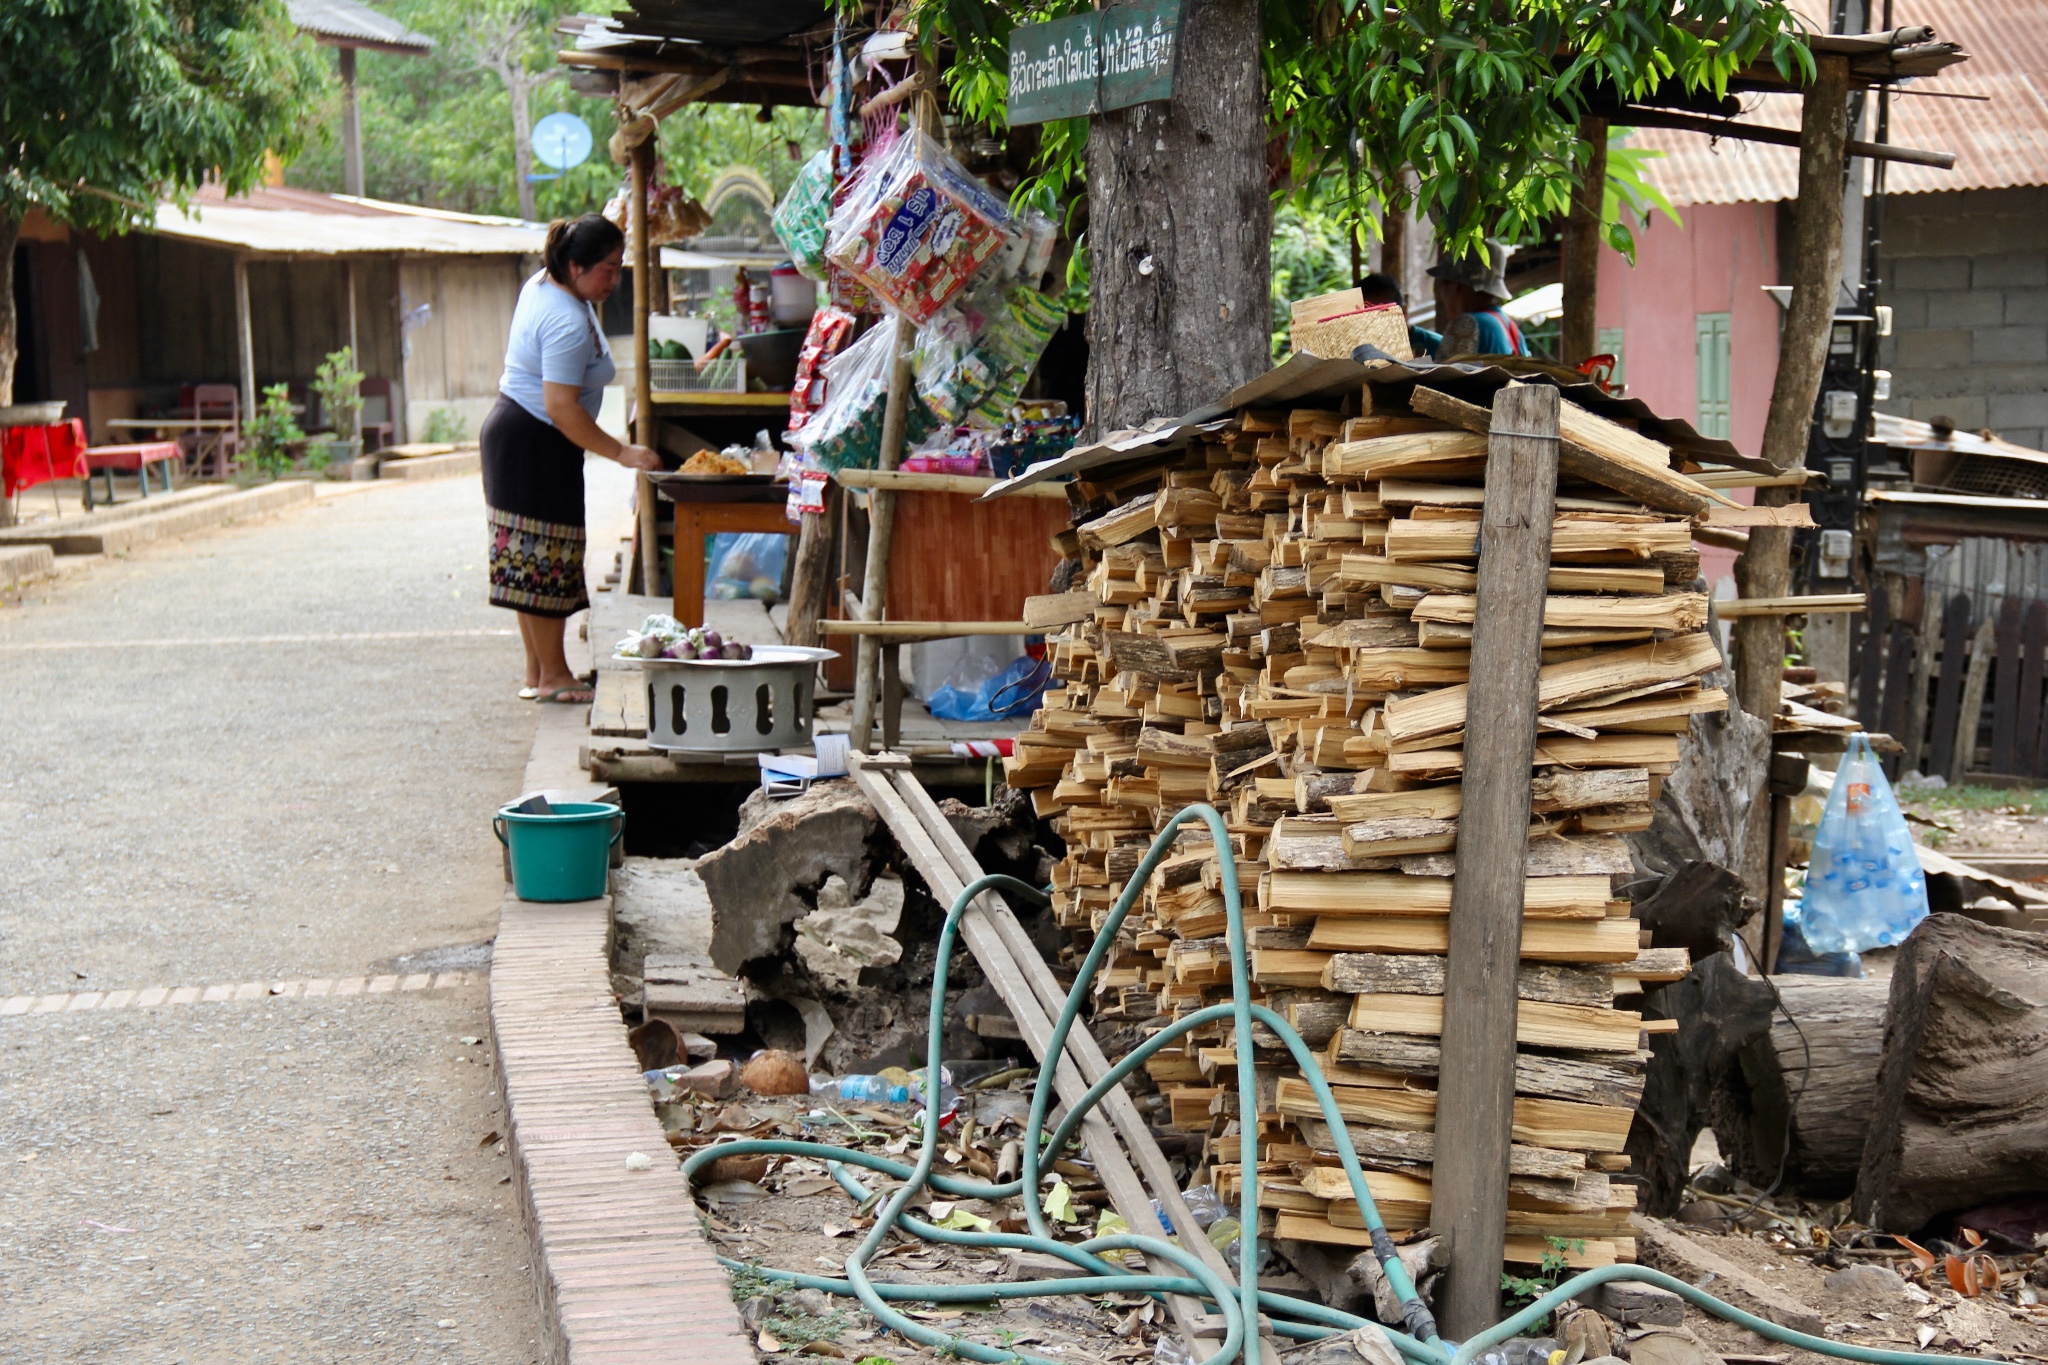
649 391 791 409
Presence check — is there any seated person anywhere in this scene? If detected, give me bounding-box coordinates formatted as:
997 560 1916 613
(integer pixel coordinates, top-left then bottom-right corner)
1427 240 1530 358
1357 272 1442 359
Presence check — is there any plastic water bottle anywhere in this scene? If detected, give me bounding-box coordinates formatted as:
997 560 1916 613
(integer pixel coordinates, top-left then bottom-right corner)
815 1075 915 1103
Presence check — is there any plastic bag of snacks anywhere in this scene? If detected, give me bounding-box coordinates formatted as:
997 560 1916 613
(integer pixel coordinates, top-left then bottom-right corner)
914 282 1066 426
824 129 1015 325
773 150 836 281
793 320 936 471
787 307 857 436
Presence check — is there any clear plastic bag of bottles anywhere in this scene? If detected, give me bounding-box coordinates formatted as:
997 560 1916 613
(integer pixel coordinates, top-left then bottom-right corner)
1800 734 1929 954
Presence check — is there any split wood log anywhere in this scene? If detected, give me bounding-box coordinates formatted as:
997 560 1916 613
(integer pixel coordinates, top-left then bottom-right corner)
1854 914 2048 1232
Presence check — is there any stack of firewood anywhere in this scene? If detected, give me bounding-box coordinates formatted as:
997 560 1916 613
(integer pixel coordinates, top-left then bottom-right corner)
1006 370 1732 1268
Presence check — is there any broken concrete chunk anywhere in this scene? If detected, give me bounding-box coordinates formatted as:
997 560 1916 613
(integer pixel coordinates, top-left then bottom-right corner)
792 873 904 990
611 856 715 982
698 779 879 975
642 952 747 1035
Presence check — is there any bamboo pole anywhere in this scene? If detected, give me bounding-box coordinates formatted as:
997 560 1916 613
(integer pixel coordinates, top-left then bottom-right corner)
630 138 654 450
847 312 919 750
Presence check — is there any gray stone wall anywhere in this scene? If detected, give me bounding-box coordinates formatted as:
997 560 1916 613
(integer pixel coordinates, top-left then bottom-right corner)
1877 186 2048 450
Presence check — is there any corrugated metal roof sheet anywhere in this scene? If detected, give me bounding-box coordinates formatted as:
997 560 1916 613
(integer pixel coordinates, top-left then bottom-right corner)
286 0 432 51
1632 0 2046 206
152 196 543 256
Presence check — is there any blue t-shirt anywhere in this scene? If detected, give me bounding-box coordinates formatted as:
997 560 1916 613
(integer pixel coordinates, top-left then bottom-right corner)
498 271 616 425
1468 307 1529 357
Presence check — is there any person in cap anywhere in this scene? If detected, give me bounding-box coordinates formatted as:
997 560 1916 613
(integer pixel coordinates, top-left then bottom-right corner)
1428 239 1529 358
1357 272 1442 359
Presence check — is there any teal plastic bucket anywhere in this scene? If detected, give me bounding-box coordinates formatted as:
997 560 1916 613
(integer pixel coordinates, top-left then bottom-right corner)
493 801 623 902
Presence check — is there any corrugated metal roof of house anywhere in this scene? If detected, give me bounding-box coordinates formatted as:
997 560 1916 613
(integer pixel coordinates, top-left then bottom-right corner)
1629 0 2046 206
286 0 433 52
153 189 543 256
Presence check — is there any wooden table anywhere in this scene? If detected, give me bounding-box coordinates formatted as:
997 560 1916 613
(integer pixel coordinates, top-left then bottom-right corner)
81 442 181 508
660 481 792 628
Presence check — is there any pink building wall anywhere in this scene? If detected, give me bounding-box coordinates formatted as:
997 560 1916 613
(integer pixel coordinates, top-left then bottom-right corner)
1594 200 1781 588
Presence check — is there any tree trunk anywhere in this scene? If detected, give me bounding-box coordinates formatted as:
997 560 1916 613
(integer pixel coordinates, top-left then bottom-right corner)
511 69 538 223
1733 54 1851 722
0 212 15 528
1722 976 1888 1199
1854 914 2048 1232
1559 117 1607 367
1084 0 1268 433
0 212 18 407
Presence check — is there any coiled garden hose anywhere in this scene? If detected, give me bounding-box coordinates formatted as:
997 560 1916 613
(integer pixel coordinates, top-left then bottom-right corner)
681 804 1977 1365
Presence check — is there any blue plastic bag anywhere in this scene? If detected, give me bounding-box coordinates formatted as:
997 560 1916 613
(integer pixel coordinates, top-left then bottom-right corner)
704 532 788 601
926 655 1048 722
1800 734 1929 955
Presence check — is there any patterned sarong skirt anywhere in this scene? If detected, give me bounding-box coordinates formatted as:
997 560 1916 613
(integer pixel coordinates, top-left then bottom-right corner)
480 394 590 619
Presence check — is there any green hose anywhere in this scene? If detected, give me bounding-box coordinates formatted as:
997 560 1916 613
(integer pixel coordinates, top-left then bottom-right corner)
680 804 1977 1365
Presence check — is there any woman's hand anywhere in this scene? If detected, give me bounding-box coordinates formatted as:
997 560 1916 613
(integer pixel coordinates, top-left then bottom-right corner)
614 443 663 471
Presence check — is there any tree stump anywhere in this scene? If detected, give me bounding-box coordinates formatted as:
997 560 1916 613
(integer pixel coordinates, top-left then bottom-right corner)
1854 914 2048 1232
1723 976 1890 1198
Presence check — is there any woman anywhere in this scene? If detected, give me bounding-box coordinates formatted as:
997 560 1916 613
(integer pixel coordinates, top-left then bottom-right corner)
483 213 663 704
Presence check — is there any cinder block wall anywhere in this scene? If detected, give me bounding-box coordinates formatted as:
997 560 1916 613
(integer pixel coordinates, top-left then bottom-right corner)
1877 186 2048 450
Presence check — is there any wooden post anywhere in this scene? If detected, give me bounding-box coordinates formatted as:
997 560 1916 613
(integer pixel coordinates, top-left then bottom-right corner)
1559 116 1608 366
344 257 359 366
234 253 256 426
786 479 839 648
636 468 661 598
630 137 654 450
848 313 919 749
1734 53 1851 723
1429 383 1559 1338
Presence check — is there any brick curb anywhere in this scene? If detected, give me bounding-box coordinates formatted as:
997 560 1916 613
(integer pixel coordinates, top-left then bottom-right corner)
490 893 754 1363
0 480 316 555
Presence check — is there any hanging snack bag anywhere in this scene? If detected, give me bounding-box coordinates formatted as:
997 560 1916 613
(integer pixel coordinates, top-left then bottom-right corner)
787 307 857 436
824 129 1014 325
773 150 836 281
793 321 935 471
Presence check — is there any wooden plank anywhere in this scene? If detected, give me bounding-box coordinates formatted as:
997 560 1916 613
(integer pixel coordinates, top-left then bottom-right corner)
1304 915 1641 961
1432 382 1557 1336
1383 632 1722 744
854 761 1258 1356
1993 595 2026 774
2022 603 2048 777
1881 625 1916 764
1952 616 1998 785
1926 592 1973 780
1712 594 1865 618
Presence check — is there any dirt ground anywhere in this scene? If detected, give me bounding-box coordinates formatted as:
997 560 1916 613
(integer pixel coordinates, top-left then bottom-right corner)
1899 784 2048 861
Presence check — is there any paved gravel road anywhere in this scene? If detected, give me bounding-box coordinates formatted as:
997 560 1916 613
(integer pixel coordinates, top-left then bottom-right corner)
0 477 549 1363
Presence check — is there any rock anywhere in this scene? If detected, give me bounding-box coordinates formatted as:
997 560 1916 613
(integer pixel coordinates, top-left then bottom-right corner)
740 1295 774 1327
1823 1264 1905 1296
791 873 904 991
677 1058 735 1098
697 780 879 975
1628 1327 1724 1365
1941 1299 1999 1349
783 1287 835 1319
1580 1280 1684 1328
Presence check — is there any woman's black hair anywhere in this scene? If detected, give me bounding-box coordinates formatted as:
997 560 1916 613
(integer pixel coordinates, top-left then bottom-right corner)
544 214 625 284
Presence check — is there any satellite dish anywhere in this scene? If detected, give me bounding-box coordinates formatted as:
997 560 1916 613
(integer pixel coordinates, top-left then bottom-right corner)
532 113 593 172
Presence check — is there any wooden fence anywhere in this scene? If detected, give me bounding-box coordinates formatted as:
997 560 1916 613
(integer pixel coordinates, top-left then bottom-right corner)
1857 537 2048 782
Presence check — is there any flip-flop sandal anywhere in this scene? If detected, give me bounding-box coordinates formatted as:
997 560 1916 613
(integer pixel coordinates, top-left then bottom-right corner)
533 684 594 704
518 686 540 700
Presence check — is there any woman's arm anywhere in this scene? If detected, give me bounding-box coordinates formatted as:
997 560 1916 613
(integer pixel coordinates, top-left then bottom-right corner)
543 381 663 470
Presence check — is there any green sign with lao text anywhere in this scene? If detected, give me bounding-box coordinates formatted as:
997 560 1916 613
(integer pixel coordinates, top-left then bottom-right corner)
1007 0 1182 128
